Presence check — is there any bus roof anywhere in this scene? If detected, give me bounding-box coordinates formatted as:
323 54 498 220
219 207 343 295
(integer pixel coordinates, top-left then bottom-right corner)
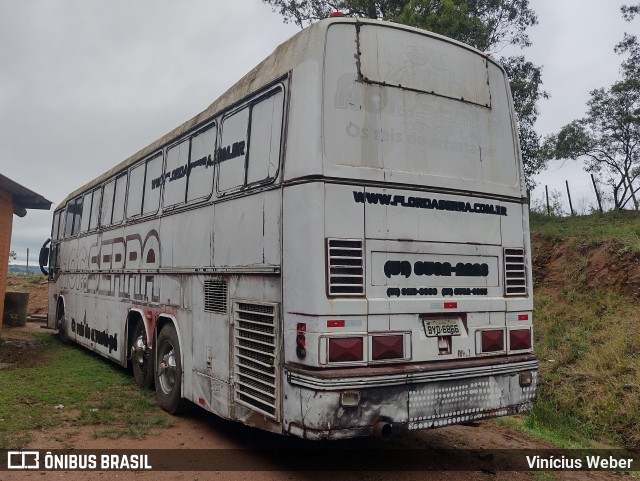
59 17 501 209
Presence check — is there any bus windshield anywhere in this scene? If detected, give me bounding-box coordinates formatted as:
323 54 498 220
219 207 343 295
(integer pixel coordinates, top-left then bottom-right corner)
323 23 520 189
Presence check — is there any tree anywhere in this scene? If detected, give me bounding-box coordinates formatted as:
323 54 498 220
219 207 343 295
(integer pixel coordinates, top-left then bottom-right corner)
263 0 547 188
394 0 536 52
264 0 536 50
8 250 17 264
502 56 549 186
542 80 640 210
541 4 640 211
263 0 404 28
615 3 640 80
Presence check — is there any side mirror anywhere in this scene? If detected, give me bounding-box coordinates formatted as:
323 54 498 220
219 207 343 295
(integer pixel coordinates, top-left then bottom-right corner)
39 238 51 276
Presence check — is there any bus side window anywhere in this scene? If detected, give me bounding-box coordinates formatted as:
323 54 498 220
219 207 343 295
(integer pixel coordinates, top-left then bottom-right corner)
63 203 74 238
143 154 163 215
52 211 61 240
187 124 216 203
64 196 83 237
79 191 93 233
247 90 283 184
101 180 115 227
89 188 101 230
164 139 189 208
218 107 249 192
72 196 83 236
127 162 145 218
112 173 127 224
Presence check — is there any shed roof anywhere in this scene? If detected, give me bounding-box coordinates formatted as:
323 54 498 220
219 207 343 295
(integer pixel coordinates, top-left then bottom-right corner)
0 174 52 216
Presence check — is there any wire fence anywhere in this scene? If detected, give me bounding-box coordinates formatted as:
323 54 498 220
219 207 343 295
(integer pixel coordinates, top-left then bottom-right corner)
529 174 633 216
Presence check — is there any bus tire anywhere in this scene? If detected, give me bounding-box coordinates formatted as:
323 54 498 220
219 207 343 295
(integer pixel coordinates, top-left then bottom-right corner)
155 323 187 414
56 306 71 345
131 321 155 390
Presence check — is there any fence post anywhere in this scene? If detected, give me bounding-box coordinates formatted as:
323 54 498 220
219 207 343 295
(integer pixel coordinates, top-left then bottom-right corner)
545 185 551 216
566 180 575 216
591 174 603 213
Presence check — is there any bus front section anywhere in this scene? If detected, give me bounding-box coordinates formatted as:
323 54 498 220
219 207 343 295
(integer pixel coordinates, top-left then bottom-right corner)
281 19 537 440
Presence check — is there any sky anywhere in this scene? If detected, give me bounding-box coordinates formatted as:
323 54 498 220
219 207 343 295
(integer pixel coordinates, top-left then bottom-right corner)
0 0 634 265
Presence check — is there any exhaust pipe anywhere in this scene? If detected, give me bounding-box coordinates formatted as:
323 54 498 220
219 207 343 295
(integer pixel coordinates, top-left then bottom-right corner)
372 421 393 441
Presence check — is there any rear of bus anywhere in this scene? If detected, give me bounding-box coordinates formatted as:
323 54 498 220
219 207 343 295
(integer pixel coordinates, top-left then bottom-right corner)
280 19 536 440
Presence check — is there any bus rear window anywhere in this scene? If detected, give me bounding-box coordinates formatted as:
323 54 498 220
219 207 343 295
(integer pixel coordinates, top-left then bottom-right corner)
323 24 519 188
358 25 491 107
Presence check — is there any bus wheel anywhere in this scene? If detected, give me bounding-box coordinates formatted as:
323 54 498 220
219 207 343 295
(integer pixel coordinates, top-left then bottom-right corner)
131 321 154 389
56 307 70 344
155 323 187 414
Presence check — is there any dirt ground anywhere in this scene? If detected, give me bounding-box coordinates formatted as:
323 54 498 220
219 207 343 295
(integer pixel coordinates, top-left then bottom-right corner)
1 277 634 480
9 405 632 481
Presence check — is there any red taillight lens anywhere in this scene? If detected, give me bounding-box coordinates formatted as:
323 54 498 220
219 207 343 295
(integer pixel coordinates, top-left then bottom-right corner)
296 323 306 359
327 320 345 328
328 337 363 362
372 335 403 360
481 330 504 353
509 329 531 351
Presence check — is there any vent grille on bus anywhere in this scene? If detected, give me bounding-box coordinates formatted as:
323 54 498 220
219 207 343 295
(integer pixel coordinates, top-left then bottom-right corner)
233 301 279 420
327 238 364 296
504 248 527 296
204 279 227 313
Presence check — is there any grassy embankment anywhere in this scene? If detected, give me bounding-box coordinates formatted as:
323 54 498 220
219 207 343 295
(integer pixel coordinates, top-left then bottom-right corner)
521 210 640 448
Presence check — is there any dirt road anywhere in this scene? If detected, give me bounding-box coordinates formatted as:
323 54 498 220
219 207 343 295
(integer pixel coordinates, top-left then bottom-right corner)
8 403 628 481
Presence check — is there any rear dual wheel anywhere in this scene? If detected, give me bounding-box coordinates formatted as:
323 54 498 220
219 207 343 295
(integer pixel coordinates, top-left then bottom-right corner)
131 321 154 389
155 323 188 414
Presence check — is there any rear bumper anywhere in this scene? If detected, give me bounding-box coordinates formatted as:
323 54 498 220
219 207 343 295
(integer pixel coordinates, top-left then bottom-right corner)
283 355 538 440
286 354 538 389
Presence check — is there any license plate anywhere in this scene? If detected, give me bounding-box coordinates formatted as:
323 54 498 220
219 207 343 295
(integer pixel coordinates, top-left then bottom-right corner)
423 318 462 337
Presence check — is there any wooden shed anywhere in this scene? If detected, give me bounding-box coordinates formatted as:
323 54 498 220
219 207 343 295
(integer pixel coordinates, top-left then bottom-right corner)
0 175 51 336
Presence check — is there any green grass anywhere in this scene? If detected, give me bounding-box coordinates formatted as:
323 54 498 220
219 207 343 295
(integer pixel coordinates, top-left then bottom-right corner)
0 331 170 449
524 211 640 448
530 210 640 253
496 414 595 449
529 286 640 448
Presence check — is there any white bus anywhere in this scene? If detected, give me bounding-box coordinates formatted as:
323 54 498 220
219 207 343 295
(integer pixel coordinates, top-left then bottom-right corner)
40 17 537 440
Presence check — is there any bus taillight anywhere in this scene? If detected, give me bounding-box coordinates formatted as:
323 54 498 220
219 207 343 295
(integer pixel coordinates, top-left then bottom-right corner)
509 328 532 351
480 329 505 353
371 335 403 360
296 323 307 359
328 337 363 362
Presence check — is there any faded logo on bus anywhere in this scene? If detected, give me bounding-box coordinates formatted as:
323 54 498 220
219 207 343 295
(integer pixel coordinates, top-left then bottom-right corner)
60 230 161 303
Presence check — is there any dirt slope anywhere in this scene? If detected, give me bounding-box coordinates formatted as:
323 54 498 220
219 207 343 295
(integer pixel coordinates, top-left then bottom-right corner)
532 233 640 298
